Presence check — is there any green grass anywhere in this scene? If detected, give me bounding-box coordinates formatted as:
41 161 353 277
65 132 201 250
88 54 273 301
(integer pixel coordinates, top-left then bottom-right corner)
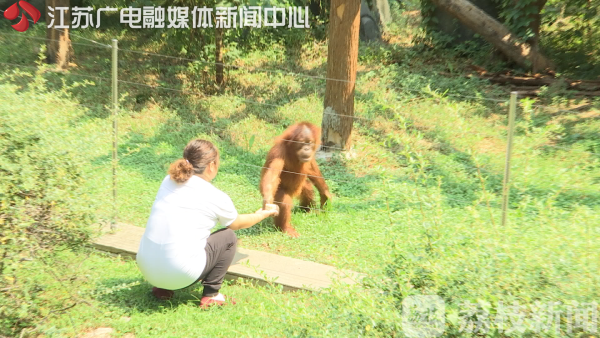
1 9 599 337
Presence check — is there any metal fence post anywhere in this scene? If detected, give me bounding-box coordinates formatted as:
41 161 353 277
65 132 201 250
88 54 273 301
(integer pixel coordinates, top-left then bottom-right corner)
501 91 517 227
111 39 118 231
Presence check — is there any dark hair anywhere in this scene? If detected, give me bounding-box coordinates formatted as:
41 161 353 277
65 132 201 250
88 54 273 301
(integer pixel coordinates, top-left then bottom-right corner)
168 139 219 183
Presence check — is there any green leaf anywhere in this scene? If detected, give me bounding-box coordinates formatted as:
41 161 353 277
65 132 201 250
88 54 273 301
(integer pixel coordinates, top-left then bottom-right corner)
447 310 459 326
248 135 256 151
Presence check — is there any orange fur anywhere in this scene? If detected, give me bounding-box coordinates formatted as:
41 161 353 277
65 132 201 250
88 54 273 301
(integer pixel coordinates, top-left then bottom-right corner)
259 122 331 237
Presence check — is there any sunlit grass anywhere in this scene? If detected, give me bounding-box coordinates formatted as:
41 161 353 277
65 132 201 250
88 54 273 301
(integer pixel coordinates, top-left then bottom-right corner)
1 9 599 337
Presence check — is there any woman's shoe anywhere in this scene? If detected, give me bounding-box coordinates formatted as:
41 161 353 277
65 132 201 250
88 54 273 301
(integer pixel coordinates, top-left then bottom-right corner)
152 287 174 300
199 293 236 309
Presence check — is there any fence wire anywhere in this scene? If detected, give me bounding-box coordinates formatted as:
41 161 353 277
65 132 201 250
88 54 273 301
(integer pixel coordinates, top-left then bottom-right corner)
1 33 597 215
0 9 112 48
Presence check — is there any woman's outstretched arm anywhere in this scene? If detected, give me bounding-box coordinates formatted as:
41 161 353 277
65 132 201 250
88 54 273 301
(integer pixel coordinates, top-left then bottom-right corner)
227 204 279 230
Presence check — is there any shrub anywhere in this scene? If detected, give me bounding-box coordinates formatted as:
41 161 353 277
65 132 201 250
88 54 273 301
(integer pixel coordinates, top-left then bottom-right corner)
0 78 96 336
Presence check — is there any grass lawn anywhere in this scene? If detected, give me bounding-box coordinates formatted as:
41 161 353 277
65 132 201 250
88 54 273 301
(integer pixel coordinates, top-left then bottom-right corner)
1 10 599 337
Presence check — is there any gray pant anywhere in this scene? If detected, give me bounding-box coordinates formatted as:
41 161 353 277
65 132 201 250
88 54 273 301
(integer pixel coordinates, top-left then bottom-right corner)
196 228 237 297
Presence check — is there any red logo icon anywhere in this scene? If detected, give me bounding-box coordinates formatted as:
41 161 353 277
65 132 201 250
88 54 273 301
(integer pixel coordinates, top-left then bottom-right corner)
3 1 41 32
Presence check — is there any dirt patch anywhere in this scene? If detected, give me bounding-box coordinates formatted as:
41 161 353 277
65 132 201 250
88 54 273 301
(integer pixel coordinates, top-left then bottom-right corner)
548 110 600 125
403 10 421 19
475 137 505 155
385 10 422 45
79 327 113 338
78 327 135 338
416 138 438 151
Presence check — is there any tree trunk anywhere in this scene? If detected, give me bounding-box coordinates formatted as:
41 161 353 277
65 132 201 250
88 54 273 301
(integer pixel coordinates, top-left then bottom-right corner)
321 0 360 151
430 0 554 73
373 0 392 27
525 0 547 50
510 0 546 51
215 27 224 86
45 0 72 69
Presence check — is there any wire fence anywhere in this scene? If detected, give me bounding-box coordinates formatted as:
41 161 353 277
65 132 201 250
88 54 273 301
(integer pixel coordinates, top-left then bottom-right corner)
0 61 112 82
2 60 590 159
0 9 112 48
0 31 112 49
3 31 598 303
2 18 598 327
1 31 597 228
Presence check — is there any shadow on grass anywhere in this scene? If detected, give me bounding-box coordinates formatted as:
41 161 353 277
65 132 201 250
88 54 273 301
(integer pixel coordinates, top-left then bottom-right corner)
93 248 272 313
5 24 597 213
86 68 378 227
78 38 379 200
94 277 211 314
354 88 600 209
543 111 600 158
101 115 377 199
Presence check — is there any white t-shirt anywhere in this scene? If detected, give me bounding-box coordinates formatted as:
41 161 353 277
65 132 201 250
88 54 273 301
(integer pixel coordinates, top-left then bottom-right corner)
136 175 238 290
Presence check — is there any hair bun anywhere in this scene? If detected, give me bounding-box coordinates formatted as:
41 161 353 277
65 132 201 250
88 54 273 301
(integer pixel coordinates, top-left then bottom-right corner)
168 159 194 183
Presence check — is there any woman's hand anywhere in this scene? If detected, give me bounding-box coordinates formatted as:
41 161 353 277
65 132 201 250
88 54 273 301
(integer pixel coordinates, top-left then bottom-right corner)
255 204 279 218
229 204 280 230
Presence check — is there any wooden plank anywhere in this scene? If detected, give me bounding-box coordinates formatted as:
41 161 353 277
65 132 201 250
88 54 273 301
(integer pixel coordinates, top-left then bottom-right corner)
91 224 364 292
92 223 143 257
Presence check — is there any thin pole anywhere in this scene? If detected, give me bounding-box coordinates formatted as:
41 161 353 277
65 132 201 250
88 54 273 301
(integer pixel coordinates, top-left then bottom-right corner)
111 39 118 231
501 92 517 227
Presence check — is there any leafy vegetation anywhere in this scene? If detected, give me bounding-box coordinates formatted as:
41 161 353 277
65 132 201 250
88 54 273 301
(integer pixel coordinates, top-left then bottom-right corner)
0 63 99 336
541 0 600 77
0 2 599 337
418 0 600 78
